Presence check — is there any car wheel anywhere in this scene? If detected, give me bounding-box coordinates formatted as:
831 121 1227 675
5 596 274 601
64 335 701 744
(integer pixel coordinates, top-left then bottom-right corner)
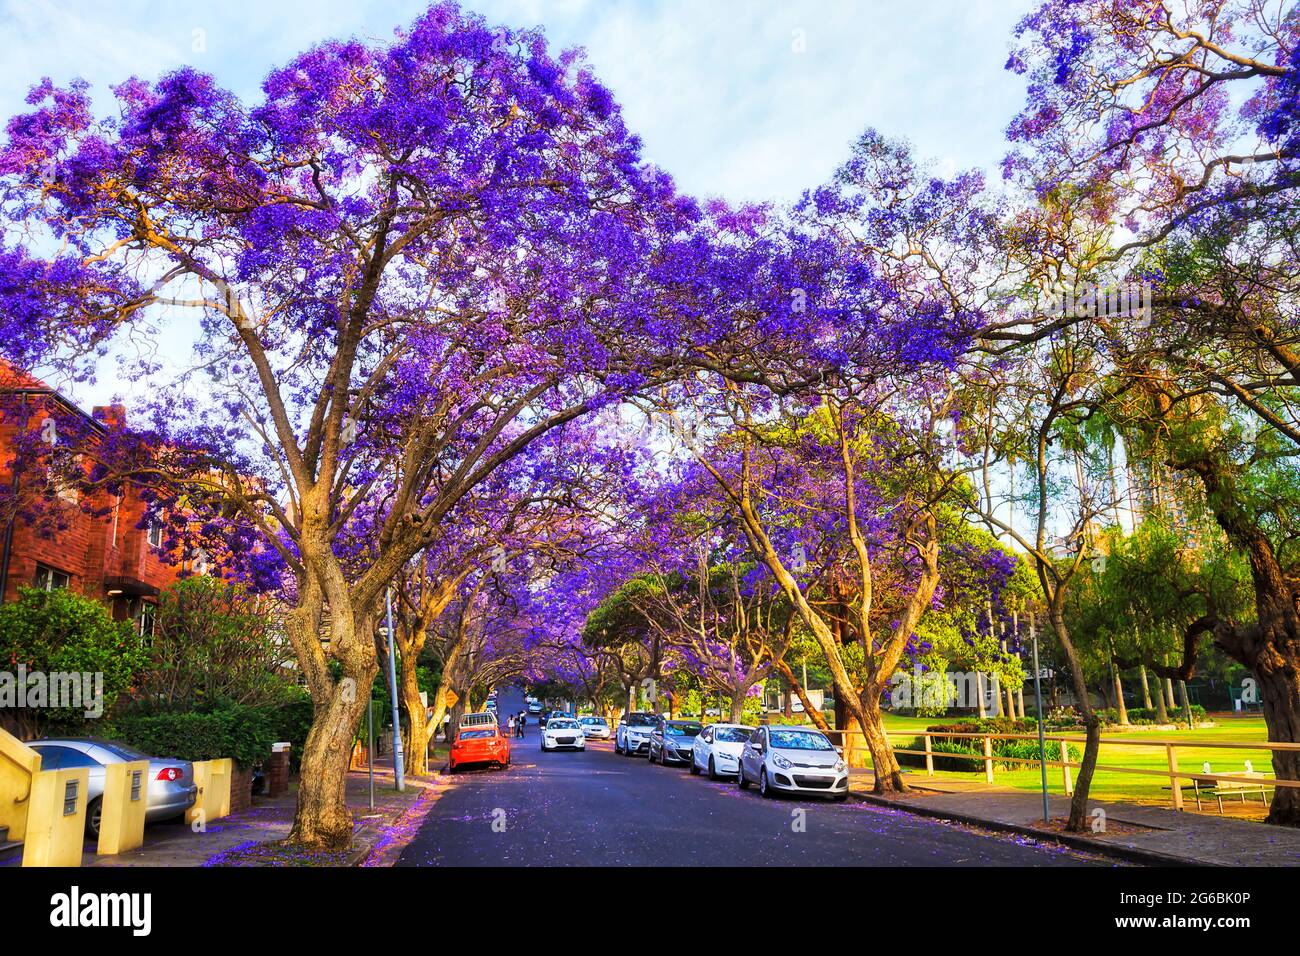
708 757 718 781
689 756 700 775
759 768 772 798
85 797 102 838
648 745 656 764
737 764 749 789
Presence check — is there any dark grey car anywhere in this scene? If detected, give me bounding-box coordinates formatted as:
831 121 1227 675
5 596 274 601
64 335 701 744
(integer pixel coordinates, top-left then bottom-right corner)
648 718 703 765
28 738 199 837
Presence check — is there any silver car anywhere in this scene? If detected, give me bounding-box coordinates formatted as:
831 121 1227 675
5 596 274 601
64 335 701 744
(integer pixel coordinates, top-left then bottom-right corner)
28 738 199 836
736 726 849 800
578 716 611 739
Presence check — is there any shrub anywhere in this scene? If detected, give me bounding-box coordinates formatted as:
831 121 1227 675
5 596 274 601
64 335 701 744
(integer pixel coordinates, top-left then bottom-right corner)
0 587 146 738
896 719 1080 772
106 704 276 768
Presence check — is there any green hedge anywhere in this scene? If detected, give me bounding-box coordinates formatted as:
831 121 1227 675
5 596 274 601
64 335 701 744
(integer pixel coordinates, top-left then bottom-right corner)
896 719 1080 772
106 705 277 769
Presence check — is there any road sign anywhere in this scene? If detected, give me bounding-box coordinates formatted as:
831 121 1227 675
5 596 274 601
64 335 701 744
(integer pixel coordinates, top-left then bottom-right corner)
445 690 459 707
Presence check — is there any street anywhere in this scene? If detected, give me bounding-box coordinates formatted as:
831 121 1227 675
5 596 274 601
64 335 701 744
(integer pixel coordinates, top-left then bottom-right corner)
398 714 1110 867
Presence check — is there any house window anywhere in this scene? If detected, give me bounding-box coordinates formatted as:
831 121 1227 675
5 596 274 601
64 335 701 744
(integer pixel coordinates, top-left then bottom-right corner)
147 522 164 549
34 564 71 591
137 602 157 639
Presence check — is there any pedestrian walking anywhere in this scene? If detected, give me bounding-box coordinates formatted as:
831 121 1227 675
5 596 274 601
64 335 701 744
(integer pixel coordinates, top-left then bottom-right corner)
507 714 516 735
517 712 526 737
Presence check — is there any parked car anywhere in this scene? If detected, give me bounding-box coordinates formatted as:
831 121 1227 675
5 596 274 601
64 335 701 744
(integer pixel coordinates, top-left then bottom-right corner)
648 718 703 765
527 700 542 715
459 711 498 731
539 709 569 729
540 717 586 752
690 723 755 779
449 724 511 772
736 726 848 800
27 738 198 837
615 712 657 756
578 716 611 740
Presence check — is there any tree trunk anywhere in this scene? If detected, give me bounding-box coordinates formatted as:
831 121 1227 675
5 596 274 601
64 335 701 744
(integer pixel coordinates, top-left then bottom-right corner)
1112 664 1129 725
1067 717 1103 832
400 658 430 777
1047 605 1103 832
774 657 830 732
859 694 905 791
728 691 744 724
1165 677 1177 710
1259 666 1300 826
1152 669 1169 723
1139 664 1153 710
289 668 375 850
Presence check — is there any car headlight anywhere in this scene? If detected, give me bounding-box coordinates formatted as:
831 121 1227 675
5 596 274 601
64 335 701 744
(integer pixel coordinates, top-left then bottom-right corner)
835 760 846 773
772 754 793 770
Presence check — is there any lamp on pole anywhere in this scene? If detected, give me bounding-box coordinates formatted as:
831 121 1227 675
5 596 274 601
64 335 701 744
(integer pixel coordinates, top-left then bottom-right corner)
384 585 406 792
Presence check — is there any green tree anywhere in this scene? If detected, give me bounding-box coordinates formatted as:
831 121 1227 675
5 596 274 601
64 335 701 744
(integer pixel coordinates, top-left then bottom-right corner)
0 587 146 737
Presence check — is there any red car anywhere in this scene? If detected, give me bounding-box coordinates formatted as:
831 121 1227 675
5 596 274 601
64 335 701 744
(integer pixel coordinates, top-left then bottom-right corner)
449 725 511 772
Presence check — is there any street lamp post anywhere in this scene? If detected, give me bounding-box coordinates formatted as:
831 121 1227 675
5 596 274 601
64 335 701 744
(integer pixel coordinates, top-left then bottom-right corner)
367 696 375 811
1029 610 1050 824
384 585 406 792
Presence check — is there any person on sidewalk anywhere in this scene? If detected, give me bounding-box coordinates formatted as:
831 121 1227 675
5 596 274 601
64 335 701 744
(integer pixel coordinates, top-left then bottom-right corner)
517 713 526 738
507 714 516 736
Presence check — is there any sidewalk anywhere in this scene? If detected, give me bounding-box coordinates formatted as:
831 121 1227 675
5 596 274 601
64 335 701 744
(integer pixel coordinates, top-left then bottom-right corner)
847 768 1300 866
79 758 447 868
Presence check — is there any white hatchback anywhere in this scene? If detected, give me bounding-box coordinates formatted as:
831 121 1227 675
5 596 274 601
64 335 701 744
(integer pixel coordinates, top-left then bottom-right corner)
690 723 755 779
736 726 848 800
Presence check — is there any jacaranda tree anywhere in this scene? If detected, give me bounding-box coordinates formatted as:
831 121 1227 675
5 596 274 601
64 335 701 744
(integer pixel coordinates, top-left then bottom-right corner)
0 3 697 848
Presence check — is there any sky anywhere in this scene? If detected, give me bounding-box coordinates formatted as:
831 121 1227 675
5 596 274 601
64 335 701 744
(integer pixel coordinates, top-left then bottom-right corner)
0 0 1032 406
0 0 1030 206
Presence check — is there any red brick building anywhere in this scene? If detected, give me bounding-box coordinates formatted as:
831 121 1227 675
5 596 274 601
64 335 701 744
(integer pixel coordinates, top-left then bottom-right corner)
0 363 184 632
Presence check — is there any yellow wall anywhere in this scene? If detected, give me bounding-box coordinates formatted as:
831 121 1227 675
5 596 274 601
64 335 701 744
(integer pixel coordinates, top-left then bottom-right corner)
186 758 233 827
97 759 149 856
0 727 41 843
22 767 88 867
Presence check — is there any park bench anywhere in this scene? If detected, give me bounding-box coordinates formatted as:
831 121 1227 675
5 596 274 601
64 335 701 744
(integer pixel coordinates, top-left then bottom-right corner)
1191 763 1275 813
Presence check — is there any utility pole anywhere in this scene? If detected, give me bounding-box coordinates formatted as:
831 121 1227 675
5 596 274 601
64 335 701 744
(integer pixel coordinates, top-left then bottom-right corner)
385 585 406 792
1030 610 1050 825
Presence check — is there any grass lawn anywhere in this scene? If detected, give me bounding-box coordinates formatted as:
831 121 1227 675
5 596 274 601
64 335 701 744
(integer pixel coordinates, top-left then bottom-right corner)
880 713 1277 819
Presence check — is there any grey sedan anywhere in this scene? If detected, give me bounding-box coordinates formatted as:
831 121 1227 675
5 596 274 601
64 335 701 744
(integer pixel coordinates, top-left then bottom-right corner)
28 738 199 836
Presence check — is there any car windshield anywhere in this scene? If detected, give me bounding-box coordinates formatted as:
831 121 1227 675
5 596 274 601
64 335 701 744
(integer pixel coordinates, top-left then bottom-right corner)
769 730 835 751
715 727 755 743
549 719 579 729
665 724 702 737
625 714 656 727
458 730 495 740
580 718 607 726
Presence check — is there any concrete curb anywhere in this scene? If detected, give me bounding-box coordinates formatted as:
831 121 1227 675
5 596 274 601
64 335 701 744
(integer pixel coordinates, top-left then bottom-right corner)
848 790 1212 867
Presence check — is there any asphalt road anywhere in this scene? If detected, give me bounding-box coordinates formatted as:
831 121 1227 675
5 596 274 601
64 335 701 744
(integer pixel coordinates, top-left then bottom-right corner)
398 698 1109 867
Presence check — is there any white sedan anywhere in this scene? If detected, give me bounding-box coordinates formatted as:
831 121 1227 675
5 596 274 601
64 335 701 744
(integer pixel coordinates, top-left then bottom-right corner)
690 723 755 779
578 716 611 739
540 717 586 752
